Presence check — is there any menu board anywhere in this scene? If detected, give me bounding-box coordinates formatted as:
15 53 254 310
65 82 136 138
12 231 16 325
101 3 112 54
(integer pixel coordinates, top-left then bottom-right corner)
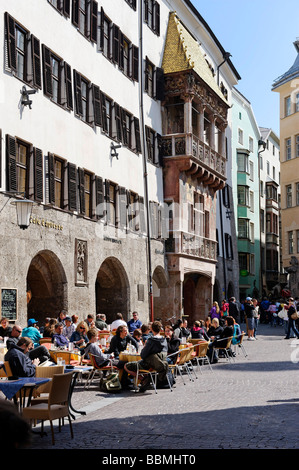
1 288 17 321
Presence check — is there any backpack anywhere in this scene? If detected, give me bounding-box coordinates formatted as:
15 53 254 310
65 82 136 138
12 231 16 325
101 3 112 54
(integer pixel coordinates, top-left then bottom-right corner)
99 372 122 393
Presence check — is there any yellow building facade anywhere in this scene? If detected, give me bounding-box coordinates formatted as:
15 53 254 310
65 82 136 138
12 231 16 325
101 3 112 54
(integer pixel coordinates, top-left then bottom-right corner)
273 40 299 295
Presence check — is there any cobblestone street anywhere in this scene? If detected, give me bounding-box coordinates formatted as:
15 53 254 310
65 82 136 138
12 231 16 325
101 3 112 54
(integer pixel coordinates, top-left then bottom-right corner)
24 323 299 450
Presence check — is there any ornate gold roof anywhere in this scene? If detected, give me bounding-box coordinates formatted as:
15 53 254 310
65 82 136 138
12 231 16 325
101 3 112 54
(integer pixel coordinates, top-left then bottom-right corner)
162 12 227 103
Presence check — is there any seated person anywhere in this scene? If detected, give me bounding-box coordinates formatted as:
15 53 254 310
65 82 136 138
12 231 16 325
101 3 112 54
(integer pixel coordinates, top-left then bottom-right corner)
85 329 131 389
208 316 234 363
85 329 118 368
42 318 56 339
127 311 142 335
164 325 180 364
63 317 76 340
106 325 139 359
132 328 142 345
95 314 108 331
124 321 169 392
70 321 89 349
52 322 69 348
4 337 39 378
7 325 50 364
0 317 12 340
141 324 151 343
191 321 210 341
207 317 223 340
21 319 43 348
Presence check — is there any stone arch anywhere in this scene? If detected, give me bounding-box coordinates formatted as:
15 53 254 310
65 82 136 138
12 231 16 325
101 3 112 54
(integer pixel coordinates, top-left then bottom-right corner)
95 257 130 324
183 272 212 324
27 250 68 323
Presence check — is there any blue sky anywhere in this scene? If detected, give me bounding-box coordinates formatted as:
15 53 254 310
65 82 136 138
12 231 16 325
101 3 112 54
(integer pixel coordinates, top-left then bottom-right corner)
190 0 299 136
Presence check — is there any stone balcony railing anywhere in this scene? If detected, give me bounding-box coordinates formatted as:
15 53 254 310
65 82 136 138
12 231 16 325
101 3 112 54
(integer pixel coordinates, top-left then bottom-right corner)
161 133 227 179
165 230 218 262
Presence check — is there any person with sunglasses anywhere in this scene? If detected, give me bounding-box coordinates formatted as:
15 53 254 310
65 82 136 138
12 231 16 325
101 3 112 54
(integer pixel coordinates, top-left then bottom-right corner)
70 321 89 348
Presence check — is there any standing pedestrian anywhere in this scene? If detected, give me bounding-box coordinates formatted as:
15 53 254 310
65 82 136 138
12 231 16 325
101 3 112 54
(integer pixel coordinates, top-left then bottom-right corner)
229 297 240 323
285 298 299 339
252 298 260 338
244 297 256 341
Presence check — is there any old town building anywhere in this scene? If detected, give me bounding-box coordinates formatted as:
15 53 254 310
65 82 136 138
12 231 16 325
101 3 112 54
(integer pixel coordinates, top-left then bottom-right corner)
0 0 240 327
272 39 299 297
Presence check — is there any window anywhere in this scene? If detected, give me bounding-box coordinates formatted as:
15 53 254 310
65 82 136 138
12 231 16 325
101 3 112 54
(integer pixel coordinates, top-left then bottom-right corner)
6 135 43 202
73 71 93 124
260 210 265 233
237 186 249 206
238 218 249 239
289 231 294 254
121 109 133 148
145 57 155 98
72 0 98 43
144 0 160 35
297 230 299 253
266 184 278 202
296 135 299 158
273 214 278 235
273 144 275 156
238 128 243 145
105 181 117 226
286 185 292 208
239 253 248 272
249 137 254 153
249 161 254 181
250 191 254 212
48 0 71 16
101 93 113 136
5 13 42 89
297 183 299 206
250 222 254 243
237 152 248 173
286 138 292 160
285 96 291 116
125 0 137 10
54 158 64 209
100 9 112 58
260 181 264 198
80 170 93 218
222 185 230 208
42 46 73 110
273 166 275 181
225 233 233 259
296 93 299 113
267 160 270 175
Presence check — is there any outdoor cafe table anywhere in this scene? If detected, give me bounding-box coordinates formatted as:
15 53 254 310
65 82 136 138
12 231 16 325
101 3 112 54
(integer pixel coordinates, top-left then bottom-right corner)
118 352 141 381
49 348 81 364
64 365 93 419
0 377 50 411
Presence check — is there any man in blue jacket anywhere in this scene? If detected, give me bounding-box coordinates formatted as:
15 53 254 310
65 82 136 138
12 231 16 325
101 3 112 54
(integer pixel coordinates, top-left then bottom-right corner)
4 337 39 378
127 312 142 334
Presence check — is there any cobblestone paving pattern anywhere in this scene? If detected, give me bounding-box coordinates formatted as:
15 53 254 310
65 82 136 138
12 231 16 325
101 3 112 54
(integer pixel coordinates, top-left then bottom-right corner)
9 324 299 450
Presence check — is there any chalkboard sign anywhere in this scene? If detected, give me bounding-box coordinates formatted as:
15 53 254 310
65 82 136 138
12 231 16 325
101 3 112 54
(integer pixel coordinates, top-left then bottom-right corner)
1 288 17 321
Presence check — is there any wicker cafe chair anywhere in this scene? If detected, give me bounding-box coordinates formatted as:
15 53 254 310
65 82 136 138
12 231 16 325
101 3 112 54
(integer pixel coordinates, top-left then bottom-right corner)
211 336 235 363
22 372 74 445
39 338 52 344
84 353 118 389
31 365 65 404
191 341 213 373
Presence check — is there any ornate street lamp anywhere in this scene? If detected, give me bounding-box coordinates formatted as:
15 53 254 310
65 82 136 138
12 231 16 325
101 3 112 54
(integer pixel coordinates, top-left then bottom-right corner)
10 198 34 230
